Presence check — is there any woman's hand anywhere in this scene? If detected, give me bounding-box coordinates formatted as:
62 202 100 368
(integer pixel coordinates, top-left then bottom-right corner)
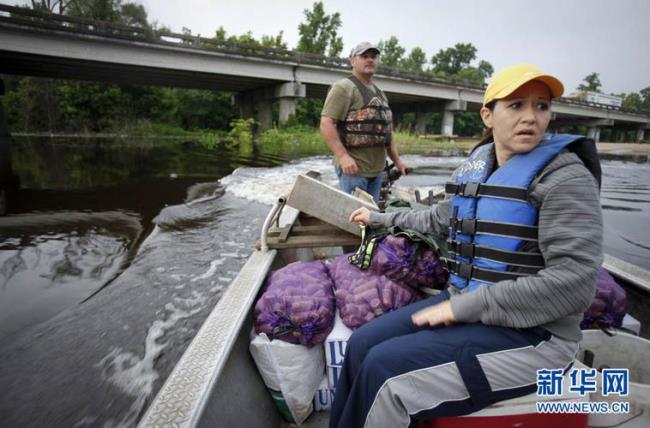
411 301 456 327
349 207 371 225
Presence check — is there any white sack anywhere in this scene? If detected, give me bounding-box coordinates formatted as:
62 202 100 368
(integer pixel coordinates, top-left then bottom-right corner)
249 331 325 425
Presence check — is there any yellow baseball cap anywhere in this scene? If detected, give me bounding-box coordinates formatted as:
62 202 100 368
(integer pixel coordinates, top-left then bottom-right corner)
483 64 564 107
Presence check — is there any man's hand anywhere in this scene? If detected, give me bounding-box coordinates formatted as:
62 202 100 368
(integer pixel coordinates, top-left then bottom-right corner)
395 158 408 176
339 153 359 176
320 116 358 175
411 301 456 327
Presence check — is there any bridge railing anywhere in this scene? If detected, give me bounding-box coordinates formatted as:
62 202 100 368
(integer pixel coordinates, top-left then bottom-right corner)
0 3 150 40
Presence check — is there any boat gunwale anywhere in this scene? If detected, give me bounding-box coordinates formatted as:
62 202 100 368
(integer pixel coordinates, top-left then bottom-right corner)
138 199 297 427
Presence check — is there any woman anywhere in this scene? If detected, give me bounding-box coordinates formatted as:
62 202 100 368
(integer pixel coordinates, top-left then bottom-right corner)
330 64 603 428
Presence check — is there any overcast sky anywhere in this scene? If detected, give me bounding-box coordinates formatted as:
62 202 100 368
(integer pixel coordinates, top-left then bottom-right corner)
8 0 650 94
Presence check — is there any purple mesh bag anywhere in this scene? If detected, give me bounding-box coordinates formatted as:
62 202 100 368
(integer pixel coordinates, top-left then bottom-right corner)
581 267 627 329
254 260 335 347
411 248 448 288
369 235 417 283
370 235 447 289
330 254 419 330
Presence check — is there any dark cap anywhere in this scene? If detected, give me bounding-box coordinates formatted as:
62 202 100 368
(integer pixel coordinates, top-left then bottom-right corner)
349 42 380 58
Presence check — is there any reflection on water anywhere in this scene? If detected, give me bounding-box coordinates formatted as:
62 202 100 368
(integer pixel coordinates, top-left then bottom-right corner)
0 136 326 427
600 161 650 271
0 138 648 427
0 212 139 340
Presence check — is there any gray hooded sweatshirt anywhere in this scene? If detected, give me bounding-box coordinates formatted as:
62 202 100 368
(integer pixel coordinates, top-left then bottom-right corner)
368 150 603 341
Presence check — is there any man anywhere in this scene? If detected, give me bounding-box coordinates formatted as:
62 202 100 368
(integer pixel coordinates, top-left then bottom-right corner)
320 42 407 203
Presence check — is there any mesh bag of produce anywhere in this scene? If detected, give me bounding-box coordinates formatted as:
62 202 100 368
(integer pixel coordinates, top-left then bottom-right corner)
411 247 448 288
369 235 448 289
330 254 419 330
369 235 417 283
255 260 335 347
581 267 627 330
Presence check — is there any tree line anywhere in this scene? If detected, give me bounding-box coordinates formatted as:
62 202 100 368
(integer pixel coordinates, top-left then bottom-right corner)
1 1 648 136
573 72 650 112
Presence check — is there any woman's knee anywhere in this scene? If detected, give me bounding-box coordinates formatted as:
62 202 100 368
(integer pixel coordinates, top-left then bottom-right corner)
361 339 405 377
346 324 378 363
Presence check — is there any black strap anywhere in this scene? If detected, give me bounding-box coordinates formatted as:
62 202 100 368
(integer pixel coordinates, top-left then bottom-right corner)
344 119 391 125
445 259 529 284
447 240 545 268
568 138 602 189
348 225 390 270
344 130 391 136
449 217 538 241
445 182 529 201
371 83 387 102
347 75 386 105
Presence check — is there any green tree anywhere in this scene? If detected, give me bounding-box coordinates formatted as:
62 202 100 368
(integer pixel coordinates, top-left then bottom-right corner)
2 76 61 132
577 73 602 93
377 36 405 67
429 43 493 85
30 0 72 13
401 47 427 73
296 1 343 57
477 60 494 81
212 26 287 49
66 0 122 22
65 0 151 31
119 2 149 29
622 92 642 111
294 2 342 126
261 32 288 50
430 43 477 75
640 86 650 111
173 89 236 130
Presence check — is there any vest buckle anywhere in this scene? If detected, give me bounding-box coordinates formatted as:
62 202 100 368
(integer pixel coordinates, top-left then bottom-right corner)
449 240 476 259
460 218 478 235
460 182 480 197
459 242 475 258
457 261 473 279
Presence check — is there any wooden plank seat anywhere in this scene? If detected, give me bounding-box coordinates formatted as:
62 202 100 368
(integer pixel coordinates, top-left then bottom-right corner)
260 215 360 250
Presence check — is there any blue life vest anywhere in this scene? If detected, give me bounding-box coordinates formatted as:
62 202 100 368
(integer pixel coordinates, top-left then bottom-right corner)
445 133 592 292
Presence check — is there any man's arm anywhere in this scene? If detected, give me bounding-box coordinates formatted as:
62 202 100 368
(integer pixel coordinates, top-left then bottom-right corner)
387 139 407 175
320 116 358 175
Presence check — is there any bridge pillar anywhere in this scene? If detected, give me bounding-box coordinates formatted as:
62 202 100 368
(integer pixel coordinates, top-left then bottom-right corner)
415 111 427 135
275 82 306 125
441 100 467 137
587 127 601 143
441 111 454 136
256 100 273 130
0 78 11 215
579 119 613 143
233 93 254 120
614 129 625 142
637 127 649 142
391 105 402 130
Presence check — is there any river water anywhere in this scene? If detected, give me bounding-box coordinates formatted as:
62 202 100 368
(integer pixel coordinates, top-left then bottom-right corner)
0 137 648 427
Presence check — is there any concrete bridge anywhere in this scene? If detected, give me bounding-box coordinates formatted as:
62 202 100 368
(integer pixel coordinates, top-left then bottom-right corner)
1 4 649 142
